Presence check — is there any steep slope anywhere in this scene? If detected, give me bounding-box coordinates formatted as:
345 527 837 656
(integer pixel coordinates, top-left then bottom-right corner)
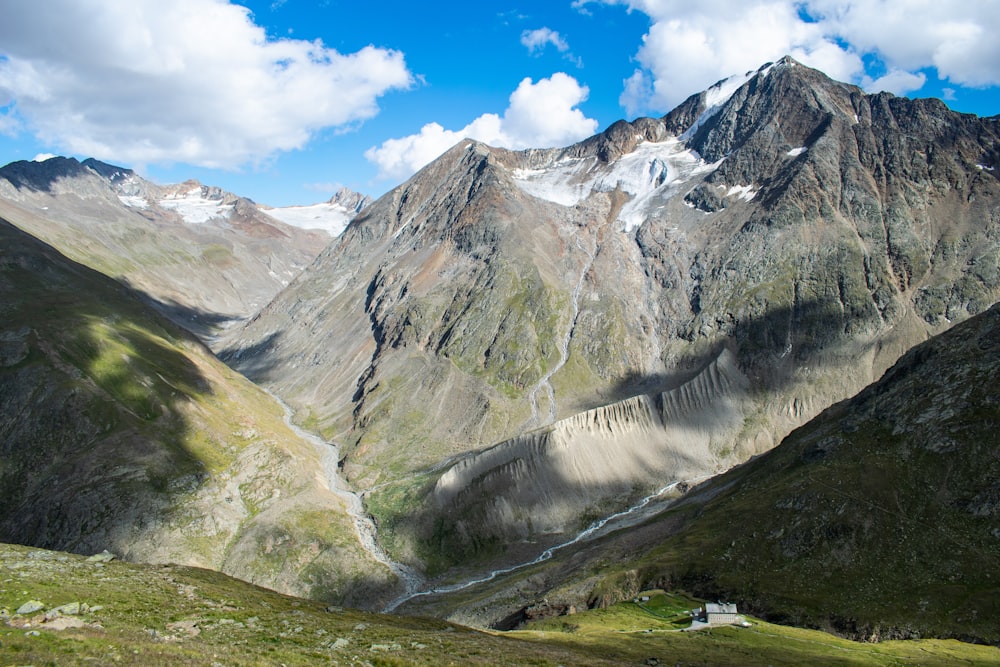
0 217 396 608
0 157 330 339
437 300 1000 644
222 58 1000 572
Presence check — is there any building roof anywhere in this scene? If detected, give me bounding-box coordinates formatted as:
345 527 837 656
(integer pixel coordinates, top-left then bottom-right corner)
705 603 738 614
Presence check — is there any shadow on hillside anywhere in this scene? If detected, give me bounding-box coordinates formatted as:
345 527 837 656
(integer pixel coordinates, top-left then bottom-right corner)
0 218 217 558
600 295 882 407
119 280 244 343
0 157 98 193
216 330 284 384
353 294 895 613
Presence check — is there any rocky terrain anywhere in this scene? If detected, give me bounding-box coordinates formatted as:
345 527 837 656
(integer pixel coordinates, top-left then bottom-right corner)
1 55 999 652
0 157 332 338
221 58 1000 573
0 217 396 608
406 301 1000 645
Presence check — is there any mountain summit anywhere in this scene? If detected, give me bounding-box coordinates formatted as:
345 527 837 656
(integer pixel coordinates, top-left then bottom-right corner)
221 57 1000 573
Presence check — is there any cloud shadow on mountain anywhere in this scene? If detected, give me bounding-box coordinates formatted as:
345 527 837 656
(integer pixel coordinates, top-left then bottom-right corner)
0 217 218 558
119 282 244 343
601 294 882 407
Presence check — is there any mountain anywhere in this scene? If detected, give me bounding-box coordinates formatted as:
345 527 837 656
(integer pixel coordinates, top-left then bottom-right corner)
220 57 1000 574
0 216 397 608
425 300 1000 645
0 157 332 339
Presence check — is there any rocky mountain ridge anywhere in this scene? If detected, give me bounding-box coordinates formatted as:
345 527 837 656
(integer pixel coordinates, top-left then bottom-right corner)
0 156 336 339
222 57 1000 576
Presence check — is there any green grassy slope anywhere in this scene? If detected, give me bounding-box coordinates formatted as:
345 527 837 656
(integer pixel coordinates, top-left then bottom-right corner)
0 218 391 606
3 544 998 666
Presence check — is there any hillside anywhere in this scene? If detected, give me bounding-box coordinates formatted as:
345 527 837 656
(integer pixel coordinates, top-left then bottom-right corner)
220 58 1000 574
0 157 330 339
3 542 998 666
409 301 1000 645
0 217 396 608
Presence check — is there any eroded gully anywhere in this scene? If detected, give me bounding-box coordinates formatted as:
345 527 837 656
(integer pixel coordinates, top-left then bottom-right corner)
527 235 597 427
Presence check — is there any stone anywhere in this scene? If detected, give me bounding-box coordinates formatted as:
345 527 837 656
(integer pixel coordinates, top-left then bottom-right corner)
16 600 44 615
86 550 116 563
45 616 86 631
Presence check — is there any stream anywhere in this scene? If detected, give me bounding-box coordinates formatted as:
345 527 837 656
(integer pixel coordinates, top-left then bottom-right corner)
527 236 597 427
271 384 705 616
270 392 424 600
382 474 708 612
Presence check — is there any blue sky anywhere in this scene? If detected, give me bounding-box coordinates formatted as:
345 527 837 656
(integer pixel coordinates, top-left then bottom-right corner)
1 0 998 206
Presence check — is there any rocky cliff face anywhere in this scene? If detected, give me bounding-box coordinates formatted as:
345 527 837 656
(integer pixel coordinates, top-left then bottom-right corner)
222 58 1000 569
0 157 330 339
0 218 396 608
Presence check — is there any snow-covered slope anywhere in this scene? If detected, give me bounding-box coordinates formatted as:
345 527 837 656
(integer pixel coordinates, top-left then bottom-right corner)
511 138 719 231
156 185 234 223
264 201 356 235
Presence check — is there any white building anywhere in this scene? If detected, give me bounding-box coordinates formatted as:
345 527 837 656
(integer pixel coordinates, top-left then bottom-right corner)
704 602 739 624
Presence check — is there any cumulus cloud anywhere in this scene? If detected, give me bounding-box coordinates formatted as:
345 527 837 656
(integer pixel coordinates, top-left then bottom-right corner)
0 0 413 168
591 0 1000 115
366 73 598 180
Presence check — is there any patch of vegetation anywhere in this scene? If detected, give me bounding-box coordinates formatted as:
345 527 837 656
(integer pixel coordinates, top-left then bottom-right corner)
517 593 1000 666
7 542 996 666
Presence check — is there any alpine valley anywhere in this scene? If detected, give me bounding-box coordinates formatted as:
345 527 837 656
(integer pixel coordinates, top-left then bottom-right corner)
2 57 1000 663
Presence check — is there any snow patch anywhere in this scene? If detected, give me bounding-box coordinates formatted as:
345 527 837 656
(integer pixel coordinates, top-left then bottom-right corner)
158 191 232 224
786 147 807 157
118 195 149 209
511 138 720 231
265 202 354 236
726 184 757 201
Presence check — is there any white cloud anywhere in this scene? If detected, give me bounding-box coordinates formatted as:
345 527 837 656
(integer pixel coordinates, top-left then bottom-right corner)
863 69 927 96
32 153 57 162
521 28 571 54
595 0 1000 115
366 73 598 180
521 27 583 68
0 0 413 169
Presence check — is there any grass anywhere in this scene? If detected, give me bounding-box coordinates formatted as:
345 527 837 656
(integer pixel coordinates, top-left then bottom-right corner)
5 543 998 666
515 592 1000 666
